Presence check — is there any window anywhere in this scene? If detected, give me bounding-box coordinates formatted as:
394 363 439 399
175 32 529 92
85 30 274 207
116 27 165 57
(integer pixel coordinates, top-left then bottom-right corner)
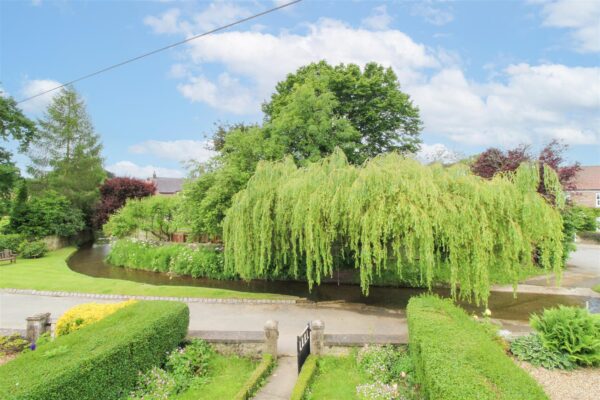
596 193 600 207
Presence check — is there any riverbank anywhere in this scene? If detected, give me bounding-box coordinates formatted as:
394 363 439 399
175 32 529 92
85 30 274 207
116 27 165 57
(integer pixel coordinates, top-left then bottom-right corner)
0 248 296 300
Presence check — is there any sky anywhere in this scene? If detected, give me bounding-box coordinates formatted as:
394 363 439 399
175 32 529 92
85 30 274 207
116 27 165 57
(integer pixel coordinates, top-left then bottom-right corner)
1 0 599 178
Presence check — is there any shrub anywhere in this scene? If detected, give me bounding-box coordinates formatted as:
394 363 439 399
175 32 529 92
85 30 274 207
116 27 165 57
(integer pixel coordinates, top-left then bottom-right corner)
290 355 317 400
0 234 23 252
0 335 30 357
356 345 407 384
510 334 574 370
165 339 214 393
106 239 231 279
531 306 600 367
0 301 189 400
55 300 136 336
128 366 177 400
18 240 48 259
93 177 156 229
232 354 275 400
407 295 548 400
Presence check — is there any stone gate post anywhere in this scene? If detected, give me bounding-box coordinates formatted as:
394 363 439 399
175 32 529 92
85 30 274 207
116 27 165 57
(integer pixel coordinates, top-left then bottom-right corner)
26 312 51 343
264 320 279 358
311 320 325 355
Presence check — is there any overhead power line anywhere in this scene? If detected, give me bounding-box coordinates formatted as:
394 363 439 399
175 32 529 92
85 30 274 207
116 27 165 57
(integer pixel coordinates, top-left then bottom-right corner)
17 0 303 104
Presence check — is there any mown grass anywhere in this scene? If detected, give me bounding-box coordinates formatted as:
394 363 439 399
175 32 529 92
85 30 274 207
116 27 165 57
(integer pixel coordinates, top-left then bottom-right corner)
172 354 257 400
0 247 295 300
593 284 600 294
305 355 367 400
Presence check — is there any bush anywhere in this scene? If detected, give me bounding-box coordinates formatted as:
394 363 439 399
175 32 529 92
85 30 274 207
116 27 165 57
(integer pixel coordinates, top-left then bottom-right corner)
356 345 407 384
407 295 547 400
0 234 23 252
106 239 231 279
165 339 213 393
55 300 136 336
510 334 574 370
290 355 317 400
18 240 48 259
531 306 600 367
0 335 30 357
232 354 275 400
0 301 189 400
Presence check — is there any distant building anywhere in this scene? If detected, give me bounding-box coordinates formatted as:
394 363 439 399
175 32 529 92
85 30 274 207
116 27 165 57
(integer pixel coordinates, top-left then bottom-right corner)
566 166 600 208
148 172 185 196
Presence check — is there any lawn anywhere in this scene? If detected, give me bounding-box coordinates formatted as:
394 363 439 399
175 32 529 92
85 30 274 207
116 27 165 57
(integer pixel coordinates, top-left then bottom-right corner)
0 247 295 300
305 355 366 400
172 353 258 400
594 284 600 294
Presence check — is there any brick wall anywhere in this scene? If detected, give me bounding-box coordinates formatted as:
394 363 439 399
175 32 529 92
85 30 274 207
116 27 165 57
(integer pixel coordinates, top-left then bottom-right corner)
568 191 600 208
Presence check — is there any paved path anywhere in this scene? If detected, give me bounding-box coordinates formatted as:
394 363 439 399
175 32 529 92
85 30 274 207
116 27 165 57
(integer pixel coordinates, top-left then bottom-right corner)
0 292 406 355
254 356 297 400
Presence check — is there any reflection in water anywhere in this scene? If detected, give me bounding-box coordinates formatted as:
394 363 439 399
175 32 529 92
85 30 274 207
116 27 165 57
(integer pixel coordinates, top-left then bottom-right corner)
68 244 591 320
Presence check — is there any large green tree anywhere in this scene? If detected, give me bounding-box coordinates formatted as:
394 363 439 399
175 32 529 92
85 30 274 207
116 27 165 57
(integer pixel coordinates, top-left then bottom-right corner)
28 87 105 218
0 95 37 212
264 61 422 164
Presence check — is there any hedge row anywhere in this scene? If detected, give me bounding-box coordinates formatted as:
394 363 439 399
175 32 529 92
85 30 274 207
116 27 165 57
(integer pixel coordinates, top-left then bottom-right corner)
290 355 318 400
106 239 232 280
233 354 275 400
407 296 548 400
0 301 189 400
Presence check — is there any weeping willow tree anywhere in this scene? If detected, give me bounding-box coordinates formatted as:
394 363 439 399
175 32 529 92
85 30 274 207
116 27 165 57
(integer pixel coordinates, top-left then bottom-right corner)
223 149 564 305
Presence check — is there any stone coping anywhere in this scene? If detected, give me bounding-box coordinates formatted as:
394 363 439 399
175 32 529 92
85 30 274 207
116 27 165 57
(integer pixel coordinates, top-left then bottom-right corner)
324 333 407 346
1 288 297 304
188 330 264 343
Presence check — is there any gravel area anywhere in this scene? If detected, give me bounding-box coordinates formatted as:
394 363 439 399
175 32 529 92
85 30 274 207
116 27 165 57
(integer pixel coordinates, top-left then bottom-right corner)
519 361 600 400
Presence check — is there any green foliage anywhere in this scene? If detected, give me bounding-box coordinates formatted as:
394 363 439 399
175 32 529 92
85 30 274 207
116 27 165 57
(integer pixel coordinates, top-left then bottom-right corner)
290 355 317 400
578 231 600 243
407 295 548 400
0 301 189 400
510 334 574 370
18 240 48 259
106 239 230 279
264 61 422 164
166 340 214 393
0 334 30 357
224 150 564 305
530 306 600 367
0 233 24 252
356 345 410 385
128 367 177 400
104 195 182 240
9 190 85 238
27 86 105 218
232 354 275 400
574 206 599 232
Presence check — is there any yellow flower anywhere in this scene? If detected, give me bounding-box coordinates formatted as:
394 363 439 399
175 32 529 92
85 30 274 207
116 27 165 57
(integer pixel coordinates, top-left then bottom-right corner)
55 300 136 336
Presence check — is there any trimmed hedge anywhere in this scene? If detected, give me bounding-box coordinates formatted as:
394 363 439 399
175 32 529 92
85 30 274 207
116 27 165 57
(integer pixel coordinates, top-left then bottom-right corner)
407 296 548 400
290 355 318 400
0 301 189 400
233 354 275 400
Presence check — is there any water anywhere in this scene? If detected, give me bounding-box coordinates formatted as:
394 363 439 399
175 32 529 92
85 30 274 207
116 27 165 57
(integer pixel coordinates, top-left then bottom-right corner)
67 244 592 320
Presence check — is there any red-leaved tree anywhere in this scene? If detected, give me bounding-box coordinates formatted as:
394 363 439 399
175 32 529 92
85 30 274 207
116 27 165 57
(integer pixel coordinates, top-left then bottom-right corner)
471 140 580 191
93 177 156 228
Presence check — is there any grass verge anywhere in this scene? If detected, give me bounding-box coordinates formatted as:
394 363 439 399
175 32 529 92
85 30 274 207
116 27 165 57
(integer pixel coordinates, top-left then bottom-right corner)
291 355 318 400
304 355 367 399
594 285 600 294
0 248 295 300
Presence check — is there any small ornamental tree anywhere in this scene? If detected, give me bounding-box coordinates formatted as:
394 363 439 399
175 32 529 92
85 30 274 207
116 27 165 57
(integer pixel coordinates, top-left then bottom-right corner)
93 177 156 228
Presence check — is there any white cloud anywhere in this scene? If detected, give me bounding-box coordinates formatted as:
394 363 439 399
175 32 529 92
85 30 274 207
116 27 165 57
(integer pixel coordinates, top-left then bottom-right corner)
144 1 251 36
129 139 216 163
415 143 462 164
411 1 454 26
408 64 600 146
19 79 61 114
535 0 600 53
177 73 256 114
361 5 392 30
106 161 184 179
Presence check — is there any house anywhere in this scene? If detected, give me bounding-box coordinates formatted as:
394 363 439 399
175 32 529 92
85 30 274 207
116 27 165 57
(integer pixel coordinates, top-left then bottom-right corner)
148 172 185 196
566 166 600 208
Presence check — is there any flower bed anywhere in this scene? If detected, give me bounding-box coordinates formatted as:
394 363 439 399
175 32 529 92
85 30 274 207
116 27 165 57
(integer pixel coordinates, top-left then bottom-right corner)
106 238 232 280
407 295 548 400
0 301 189 400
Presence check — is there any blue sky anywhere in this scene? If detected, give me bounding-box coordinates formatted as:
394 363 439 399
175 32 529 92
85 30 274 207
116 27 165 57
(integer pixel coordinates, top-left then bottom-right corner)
1 0 599 178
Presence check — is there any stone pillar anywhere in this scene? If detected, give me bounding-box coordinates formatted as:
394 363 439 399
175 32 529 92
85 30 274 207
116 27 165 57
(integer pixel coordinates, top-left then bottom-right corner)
264 320 279 359
311 320 325 356
26 312 51 343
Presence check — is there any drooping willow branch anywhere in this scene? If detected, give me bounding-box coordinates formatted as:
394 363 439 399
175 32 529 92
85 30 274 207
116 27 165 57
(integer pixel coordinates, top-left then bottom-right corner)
223 150 564 305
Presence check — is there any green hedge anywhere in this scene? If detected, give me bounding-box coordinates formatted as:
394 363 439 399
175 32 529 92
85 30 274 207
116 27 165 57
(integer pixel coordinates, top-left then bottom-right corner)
290 355 318 400
407 296 548 400
232 354 275 400
0 301 189 400
106 239 232 279
0 234 24 253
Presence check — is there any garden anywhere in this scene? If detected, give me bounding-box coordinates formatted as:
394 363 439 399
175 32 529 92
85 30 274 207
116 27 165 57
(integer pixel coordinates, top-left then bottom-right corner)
0 300 275 400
